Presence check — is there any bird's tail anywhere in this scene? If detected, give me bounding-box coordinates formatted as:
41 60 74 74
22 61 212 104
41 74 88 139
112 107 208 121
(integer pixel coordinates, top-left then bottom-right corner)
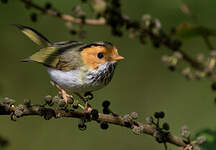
13 24 52 48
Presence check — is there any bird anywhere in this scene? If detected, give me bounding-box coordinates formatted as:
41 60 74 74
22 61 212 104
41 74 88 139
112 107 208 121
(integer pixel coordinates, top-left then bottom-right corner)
14 24 124 106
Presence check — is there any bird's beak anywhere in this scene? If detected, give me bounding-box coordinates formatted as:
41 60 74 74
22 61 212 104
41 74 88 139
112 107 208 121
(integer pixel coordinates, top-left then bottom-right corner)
112 55 124 61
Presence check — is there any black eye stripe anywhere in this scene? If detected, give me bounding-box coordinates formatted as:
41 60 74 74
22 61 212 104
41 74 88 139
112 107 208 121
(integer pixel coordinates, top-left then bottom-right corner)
97 53 104 59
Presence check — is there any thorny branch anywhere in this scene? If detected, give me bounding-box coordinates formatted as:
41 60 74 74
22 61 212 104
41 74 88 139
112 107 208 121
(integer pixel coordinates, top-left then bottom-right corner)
0 96 205 149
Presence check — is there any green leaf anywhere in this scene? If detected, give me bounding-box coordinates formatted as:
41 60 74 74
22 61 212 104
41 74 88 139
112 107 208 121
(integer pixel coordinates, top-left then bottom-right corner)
195 128 216 150
175 23 216 38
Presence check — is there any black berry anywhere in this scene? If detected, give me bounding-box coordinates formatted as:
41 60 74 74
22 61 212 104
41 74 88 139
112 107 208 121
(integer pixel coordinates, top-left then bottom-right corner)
102 100 110 108
45 2 52 9
154 112 160 118
100 122 109 130
162 122 170 130
103 108 110 114
154 111 165 119
158 111 165 118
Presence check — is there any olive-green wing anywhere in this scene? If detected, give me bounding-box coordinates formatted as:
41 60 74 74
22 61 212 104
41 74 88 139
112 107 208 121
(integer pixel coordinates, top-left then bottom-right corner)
25 46 60 68
23 42 87 71
14 24 88 70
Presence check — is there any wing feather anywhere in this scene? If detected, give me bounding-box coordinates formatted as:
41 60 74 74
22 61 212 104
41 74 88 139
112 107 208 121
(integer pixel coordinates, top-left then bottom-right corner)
25 43 86 70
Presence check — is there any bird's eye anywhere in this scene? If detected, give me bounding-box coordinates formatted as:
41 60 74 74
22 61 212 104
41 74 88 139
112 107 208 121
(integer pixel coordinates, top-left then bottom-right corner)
97 53 104 59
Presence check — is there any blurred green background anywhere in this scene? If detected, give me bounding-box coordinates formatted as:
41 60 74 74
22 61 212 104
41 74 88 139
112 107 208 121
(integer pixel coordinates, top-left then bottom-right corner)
1 0 216 149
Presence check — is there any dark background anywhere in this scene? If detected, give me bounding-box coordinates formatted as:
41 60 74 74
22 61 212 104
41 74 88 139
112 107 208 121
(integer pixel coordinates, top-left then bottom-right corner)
1 0 216 149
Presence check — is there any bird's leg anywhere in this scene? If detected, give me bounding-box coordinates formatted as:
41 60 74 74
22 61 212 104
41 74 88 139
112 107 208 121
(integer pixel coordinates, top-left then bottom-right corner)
60 89 72 104
50 81 73 103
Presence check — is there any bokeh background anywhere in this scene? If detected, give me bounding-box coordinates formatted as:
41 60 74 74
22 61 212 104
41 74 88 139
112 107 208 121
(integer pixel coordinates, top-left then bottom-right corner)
1 0 216 149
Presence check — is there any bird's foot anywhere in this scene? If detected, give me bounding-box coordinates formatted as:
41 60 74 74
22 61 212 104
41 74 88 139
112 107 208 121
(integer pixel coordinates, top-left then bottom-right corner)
50 80 73 104
50 81 92 111
60 90 73 104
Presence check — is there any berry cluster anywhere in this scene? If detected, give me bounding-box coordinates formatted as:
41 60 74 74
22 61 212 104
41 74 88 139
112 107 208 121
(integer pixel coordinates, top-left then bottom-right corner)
145 111 170 145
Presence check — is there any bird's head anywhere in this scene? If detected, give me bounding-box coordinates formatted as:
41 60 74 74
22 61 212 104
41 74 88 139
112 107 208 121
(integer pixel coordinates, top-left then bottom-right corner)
81 42 124 70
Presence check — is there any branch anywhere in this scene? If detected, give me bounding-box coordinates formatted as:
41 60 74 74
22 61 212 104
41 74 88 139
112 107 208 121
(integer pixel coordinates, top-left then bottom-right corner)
0 96 204 149
20 0 106 25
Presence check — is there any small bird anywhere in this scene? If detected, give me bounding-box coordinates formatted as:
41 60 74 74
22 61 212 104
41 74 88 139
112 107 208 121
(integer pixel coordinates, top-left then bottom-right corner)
14 24 124 105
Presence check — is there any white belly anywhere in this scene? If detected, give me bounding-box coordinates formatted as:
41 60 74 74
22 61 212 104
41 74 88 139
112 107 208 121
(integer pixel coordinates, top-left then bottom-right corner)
46 62 116 93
